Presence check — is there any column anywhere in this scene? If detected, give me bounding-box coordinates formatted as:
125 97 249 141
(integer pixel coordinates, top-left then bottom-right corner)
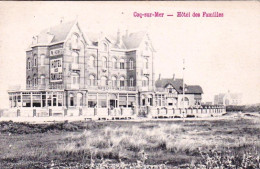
86 92 88 108
63 92 66 107
31 92 33 108
160 94 162 106
164 94 167 106
41 92 42 108
106 92 109 108
126 93 128 108
51 92 53 107
117 93 119 108
67 92 70 107
21 92 23 108
15 93 18 108
96 93 99 107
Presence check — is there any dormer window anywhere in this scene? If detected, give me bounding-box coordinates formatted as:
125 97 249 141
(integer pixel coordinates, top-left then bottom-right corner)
145 58 149 69
72 52 79 64
101 43 108 52
145 41 149 51
71 34 79 47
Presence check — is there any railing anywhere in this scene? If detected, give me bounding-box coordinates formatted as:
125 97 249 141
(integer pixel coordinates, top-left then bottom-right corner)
27 84 65 90
86 85 136 91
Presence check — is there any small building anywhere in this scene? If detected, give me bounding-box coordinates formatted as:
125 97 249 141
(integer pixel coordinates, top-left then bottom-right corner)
155 75 203 108
214 91 243 106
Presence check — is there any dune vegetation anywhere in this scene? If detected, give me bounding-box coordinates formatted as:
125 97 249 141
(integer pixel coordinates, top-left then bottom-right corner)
0 116 260 168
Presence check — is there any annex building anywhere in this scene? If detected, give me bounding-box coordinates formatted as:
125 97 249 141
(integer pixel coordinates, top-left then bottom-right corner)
6 20 216 118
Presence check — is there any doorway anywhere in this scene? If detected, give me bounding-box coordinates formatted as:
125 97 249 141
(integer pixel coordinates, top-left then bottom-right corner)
110 99 117 108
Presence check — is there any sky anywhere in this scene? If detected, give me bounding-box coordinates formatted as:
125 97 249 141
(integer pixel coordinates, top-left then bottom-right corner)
0 1 259 108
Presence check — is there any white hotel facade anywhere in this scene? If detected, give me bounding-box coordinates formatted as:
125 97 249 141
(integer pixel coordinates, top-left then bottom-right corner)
6 20 216 118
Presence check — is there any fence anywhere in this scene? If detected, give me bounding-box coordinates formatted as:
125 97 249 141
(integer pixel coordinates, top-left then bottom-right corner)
148 106 226 118
1 106 225 119
1 107 136 120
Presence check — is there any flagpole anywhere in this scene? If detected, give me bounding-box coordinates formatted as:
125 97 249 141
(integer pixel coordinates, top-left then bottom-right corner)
183 58 185 122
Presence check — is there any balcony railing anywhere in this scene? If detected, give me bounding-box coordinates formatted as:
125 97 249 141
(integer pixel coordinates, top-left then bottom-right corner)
85 85 137 91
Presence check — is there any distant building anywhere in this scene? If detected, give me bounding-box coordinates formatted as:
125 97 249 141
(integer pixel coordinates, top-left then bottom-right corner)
214 91 242 106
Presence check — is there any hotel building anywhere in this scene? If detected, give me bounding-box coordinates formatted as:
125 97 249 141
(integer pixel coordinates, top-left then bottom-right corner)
7 20 204 117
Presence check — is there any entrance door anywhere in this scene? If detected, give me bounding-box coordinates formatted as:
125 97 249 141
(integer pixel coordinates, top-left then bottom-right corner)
53 97 57 106
110 99 117 108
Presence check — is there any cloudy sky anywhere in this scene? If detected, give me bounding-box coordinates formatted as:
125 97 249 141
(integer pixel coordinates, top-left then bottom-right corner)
0 2 259 108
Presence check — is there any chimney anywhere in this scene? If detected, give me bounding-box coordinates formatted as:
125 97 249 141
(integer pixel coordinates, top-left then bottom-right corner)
159 73 161 80
32 36 38 44
172 73 175 80
125 29 128 38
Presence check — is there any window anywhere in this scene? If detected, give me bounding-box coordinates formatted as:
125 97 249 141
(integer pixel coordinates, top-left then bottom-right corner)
27 59 31 69
40 54 45 66
33 55 37 67
77 93 83 107
89 75 95 86
101 43 108 51
40 75 45 85
69 94 74 106
120 76 125 87
145 58 149 69
112 76 117 87
120 59 125 69
33 75 37 87
142 76 149 87
129 59 134 70
169 88 173 93
181 97 189 107
72 52 79 64
101 76 107 86
130 77 134 87
102 56 107 68
145 41 149 51
71 73 79 88
72 34 79 44
27 77 31 86
89 55 95 67
112 57 117 69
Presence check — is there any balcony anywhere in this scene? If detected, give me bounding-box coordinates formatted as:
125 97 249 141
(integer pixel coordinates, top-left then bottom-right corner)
85 85 137 91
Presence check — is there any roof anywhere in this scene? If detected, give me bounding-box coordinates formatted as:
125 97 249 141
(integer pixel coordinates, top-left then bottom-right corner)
28 20 76 49
28 21 151 51
155 78 203 94
85 30 148 49
155 78 185 93
186 85 203 94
